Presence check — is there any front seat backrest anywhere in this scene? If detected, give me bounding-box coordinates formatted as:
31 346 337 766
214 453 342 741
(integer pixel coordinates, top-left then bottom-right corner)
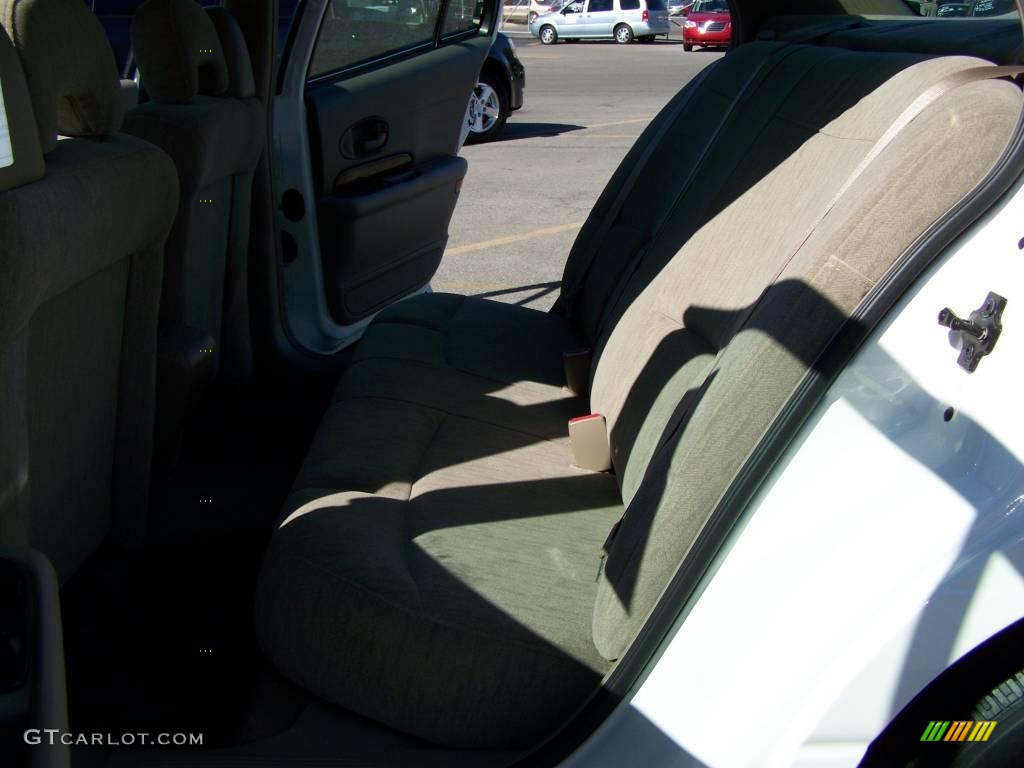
0 0 178 581
125 0 265 384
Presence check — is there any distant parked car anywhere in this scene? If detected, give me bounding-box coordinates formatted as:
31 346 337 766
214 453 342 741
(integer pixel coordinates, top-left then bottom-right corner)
528 0 565 22
530 0 670 44
935 0 1017 15
502 0 531 22
681 0 731 50
466 32 526 143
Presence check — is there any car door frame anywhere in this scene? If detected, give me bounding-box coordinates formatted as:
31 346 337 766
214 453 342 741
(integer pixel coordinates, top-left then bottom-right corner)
583 0 616 35
559 1 586 37
270 0 498 357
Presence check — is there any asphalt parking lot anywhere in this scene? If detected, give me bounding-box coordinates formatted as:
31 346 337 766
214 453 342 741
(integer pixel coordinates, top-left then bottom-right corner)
434 28 723 309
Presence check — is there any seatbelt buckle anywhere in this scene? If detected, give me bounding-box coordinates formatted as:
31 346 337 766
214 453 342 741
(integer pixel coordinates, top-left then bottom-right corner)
569 413 611 472
563 348 592 396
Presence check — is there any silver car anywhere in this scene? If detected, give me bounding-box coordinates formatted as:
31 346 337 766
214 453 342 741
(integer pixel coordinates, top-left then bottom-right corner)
529 0 670 44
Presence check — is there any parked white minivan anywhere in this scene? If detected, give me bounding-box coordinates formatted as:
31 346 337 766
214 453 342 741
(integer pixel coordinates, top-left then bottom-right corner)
529 0 670 44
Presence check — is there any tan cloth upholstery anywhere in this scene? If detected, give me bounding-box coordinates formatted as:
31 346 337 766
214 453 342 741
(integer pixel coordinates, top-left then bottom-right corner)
0 2 178 580
351 293 585 388
131 0 229 104
255 41 1021 750
207 6 255 99
125 4 263 383
0 0 123 153
257 398 622 749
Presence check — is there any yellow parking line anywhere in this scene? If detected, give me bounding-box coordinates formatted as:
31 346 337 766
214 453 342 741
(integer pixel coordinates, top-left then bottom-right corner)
446 221 584 256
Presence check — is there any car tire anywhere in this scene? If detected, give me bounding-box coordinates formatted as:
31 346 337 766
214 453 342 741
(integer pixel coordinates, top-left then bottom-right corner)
528 11 538 22
465 72 509 144
540 25 558 44
614 23 634 44
954 669 1024 767
683 42 694 51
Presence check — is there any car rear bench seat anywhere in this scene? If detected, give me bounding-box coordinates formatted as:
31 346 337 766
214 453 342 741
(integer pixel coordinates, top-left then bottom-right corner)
256 42 1022 749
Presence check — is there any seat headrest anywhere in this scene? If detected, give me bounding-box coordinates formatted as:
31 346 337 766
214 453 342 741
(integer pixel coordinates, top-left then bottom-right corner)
206 7 255 99
132 0 230 104
0 24 43 190
1 0 124 154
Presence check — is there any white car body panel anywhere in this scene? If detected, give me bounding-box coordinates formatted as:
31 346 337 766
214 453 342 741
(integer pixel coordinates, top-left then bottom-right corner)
572 175 1024 766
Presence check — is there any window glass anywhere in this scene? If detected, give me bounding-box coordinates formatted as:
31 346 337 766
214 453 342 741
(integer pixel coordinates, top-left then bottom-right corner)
646 0 666 9
442 0 484 35
588 0 613 11
0 81 12 169
620 0 640 10
309 0 441 78
693 0 727 10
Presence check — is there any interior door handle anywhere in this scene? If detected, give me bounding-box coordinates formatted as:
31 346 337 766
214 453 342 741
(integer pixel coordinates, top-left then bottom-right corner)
358 133 388 153
341 118 390 159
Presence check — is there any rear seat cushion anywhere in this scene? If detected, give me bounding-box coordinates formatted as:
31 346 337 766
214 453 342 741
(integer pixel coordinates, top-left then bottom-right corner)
256 399 622 749
255 40 1022 752
131 0 229 104
338 358 584 442
1 0 123 152
352 293 584 388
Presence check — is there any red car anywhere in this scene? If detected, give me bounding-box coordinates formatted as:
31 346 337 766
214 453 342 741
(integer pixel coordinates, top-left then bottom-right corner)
682 0 731 50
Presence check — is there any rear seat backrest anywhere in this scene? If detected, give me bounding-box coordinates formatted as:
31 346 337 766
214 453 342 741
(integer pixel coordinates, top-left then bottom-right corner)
580 43 1022 658
0 0 178 581
125 0 264 383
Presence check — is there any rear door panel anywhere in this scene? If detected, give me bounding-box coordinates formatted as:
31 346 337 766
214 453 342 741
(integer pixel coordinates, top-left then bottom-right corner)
273 0 495 353
307 40 488 323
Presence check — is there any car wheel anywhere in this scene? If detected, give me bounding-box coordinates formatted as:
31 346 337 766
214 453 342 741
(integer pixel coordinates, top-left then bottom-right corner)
528 11 538 22
683 42 694 51
540 25 557 44
465 73 508 144
614 23 634 44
